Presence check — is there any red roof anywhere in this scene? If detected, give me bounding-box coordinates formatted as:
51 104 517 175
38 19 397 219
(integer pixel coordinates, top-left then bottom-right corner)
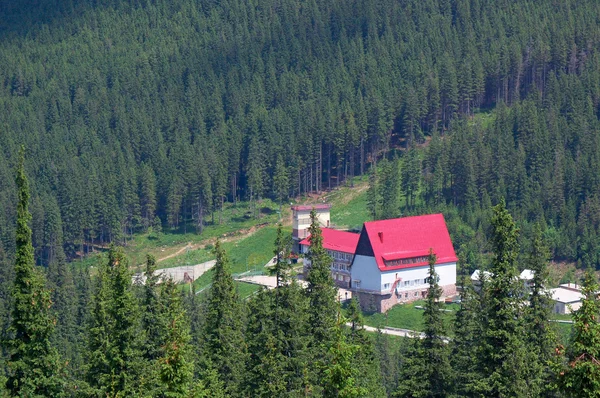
299 228 359 254
358 214 457 271
291 204 331 211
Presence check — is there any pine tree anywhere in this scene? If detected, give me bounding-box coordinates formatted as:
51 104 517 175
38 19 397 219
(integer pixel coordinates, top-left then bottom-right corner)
5 147 63 397
305 209 337 346
273 155 289 215
421 250 451 397
450 277 480 397
142 254 163 362
157 278 194 397
557 269 600 397
346 298 386 397
475 199 528 397
204 241 247 397
366 164 379 220
86 246 145 396
525 224 555 395
395 251 450 398
322 313 366 398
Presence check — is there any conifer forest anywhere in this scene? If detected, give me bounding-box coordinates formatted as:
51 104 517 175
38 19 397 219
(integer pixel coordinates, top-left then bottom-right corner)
2 0 600 396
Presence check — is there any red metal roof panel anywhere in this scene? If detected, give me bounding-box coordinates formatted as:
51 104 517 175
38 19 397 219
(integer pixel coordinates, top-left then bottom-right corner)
299 228 359 254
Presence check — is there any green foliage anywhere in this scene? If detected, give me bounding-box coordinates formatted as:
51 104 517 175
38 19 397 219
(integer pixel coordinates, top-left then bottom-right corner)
157 279 194 397
5 147 63 397
322 314 366 398
204 241 247 397
475 199 529 397
306 209 337 346
557 269 600 397
86 246 144 396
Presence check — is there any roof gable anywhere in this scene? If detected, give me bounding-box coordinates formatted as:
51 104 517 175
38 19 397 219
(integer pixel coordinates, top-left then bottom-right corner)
363 213 457 271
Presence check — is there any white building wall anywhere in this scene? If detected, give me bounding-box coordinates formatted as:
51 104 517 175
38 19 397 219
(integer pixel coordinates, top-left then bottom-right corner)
380 262 456 294
351 257 456 294
293 210 330 239
350 255 381 291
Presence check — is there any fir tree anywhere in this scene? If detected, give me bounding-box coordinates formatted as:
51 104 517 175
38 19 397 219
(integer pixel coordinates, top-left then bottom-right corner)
475 199 528 397
421 250 451 397
157 278 194 397
204 241 247 397
450 277 480 398
322 313 366 398
346 298 386 397
5 147 63 397
525 224 555 395
557 269 600 397
366 165 379 220
86 246 144 396
142 254 163 362
305 209 337 346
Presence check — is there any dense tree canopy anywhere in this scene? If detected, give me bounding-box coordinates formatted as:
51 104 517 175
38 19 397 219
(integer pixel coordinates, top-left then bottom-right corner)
0 0 598 268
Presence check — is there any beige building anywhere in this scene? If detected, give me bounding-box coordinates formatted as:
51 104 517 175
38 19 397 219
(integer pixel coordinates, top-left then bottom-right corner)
291 204 331 252
550 283 584 314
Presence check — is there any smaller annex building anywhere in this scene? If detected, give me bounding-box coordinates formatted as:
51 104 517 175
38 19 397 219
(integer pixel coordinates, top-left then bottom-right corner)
550 283 584 315
300 228 360 288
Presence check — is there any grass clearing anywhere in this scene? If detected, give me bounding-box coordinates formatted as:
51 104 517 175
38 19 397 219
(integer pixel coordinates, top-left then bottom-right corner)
361 300 459 333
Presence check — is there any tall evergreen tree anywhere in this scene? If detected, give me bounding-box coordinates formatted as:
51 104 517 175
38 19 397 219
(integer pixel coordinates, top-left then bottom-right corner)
5 147 63 397
305 209 337 345
346 298 386 397
475 199 528 397
86 246 144 396
322 313 366 398
395 250 450 398
525 224 556 396
421 250 451 397
557 269 600 397
450 277 480 398
157 278 194 397
204 241 247 397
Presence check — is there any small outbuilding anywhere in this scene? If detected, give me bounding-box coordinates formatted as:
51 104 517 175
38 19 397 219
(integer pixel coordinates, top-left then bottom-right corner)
550 283 584 314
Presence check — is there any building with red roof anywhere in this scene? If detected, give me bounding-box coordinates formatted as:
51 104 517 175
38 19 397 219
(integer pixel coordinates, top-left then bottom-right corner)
300 228 359 288
299 213 457 312
351 214 457 312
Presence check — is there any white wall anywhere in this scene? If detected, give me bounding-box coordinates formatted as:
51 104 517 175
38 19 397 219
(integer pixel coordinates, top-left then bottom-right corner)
380 262 456 293
351 258 456 294
350 255 381 291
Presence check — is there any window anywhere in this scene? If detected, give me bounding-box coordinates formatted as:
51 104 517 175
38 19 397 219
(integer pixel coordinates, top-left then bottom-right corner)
383 283 391 290
404 293 408 298
414 292 419 297
404 281 410 287
424 278 428 285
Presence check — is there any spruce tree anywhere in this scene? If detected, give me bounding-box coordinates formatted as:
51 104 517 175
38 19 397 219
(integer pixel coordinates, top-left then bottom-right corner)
142 254 163 362
5 147 63 397
204 241 247 397
525 224 555 396
346 298 386 397
557 269 600 397
305 209 337 345
475 199 528 397
157 278 194 397
450 277 480 397
86 246 144 396
421 250 451 397
395 251 450 398
322 313 366 398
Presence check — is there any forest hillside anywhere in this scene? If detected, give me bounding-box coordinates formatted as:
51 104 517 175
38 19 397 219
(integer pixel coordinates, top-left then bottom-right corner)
1 0 600 271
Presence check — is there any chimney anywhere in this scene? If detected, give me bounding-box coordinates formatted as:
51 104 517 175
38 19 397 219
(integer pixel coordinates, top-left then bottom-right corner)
378 231 383 243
